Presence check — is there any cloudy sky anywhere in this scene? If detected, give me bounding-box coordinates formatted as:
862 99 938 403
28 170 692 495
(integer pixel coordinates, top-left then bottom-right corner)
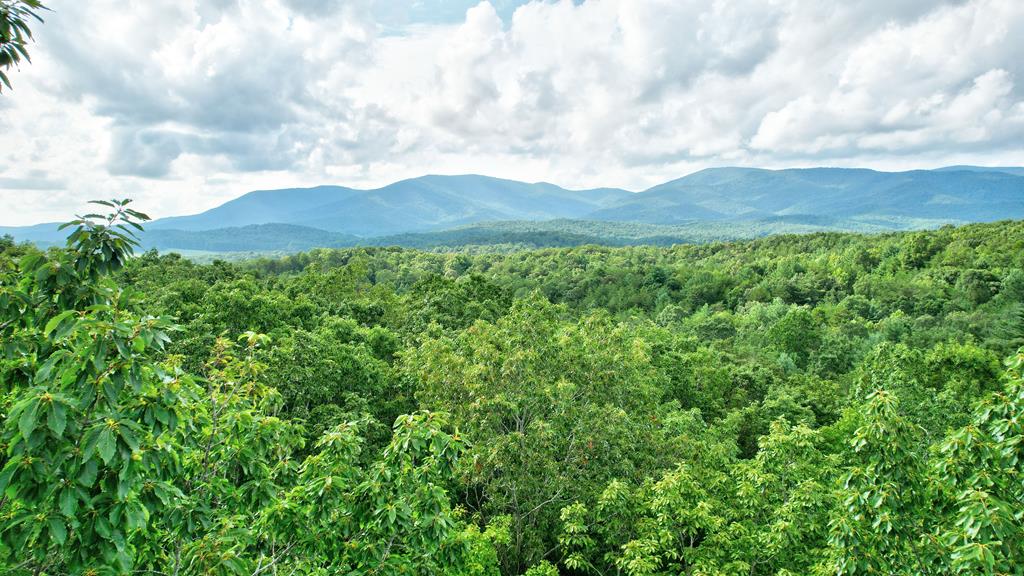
1 0 1022 225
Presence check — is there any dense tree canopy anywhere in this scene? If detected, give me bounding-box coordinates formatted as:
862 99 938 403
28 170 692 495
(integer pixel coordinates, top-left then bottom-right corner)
0 203 502 575
1 210 1023 574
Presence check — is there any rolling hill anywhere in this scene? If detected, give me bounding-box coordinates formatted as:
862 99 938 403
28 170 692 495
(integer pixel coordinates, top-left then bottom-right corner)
364 217 907 250
0 222 66 247
4 167 1021 252
935 165 1024 176
147 175 633 235
140 224 360 252
148 185 362 231
587 167 1024 224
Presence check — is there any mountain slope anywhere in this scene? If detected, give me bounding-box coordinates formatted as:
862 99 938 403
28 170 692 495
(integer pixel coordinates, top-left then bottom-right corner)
154 167 1021 236
0 222 66 246
147 185 361 231
365 217 905 250
936 165 1024 176
588 167 1024 224
148 175 633 236
142 224 359 252
3 167 1022 250
293 175 631 235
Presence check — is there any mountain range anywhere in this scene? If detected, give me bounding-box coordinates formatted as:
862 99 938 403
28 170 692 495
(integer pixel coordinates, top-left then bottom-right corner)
146 175 633 236
3 166 1022 252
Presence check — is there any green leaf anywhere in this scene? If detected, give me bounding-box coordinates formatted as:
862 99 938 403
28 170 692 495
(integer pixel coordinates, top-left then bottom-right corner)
43 310 75 337
47 401 67 437
117 476 131 500
126 504 149 530
78 458 98 487
59 488 77 517
119 425 139 452
0 458 20 495
35 353 62 383
103 378 120 405
97 428 117 464
48 517 67 545
18 398 39 439
93 338 109 372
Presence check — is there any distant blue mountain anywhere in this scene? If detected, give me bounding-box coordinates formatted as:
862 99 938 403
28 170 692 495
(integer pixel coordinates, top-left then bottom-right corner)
141 224 360 252
3 167 1021 251
148 185 362 231
0 222 65 246
148 175 633 236
936 165 1024 176
590 167 1024 224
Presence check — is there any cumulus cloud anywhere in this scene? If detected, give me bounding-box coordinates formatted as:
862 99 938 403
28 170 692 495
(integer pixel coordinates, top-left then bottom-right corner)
0 0 1022 224
751 0 1024 156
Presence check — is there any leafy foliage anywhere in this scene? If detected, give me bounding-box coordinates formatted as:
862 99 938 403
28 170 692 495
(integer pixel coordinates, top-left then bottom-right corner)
0 0 45 91
2 204 1023 574
0 203 500 575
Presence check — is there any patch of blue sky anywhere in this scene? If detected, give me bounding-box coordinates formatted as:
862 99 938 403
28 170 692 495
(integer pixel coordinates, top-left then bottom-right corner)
374 0 583 33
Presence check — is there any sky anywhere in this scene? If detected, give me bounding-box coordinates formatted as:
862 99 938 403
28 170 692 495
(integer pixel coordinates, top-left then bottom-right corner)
1 0 1023 225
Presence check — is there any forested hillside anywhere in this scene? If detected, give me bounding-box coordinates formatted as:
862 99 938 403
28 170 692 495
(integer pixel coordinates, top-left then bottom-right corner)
2 204 1022 575
360 217 898 251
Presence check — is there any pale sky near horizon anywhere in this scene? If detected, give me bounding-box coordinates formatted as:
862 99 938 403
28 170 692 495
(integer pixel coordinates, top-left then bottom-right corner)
1 0 1023 225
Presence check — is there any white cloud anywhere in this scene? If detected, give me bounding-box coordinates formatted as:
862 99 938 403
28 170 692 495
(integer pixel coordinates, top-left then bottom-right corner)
751 0 1024 156
0 0 1022 225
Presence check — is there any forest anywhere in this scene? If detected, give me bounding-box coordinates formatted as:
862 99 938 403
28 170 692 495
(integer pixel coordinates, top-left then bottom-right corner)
1 201 1022 575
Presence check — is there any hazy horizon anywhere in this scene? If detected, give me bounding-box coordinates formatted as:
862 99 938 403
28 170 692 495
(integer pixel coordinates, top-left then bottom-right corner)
5 164 1024 228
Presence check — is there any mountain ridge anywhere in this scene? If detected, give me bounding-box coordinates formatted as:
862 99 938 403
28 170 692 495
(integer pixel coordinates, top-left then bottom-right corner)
149 174 632 235
4 167 1022 251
